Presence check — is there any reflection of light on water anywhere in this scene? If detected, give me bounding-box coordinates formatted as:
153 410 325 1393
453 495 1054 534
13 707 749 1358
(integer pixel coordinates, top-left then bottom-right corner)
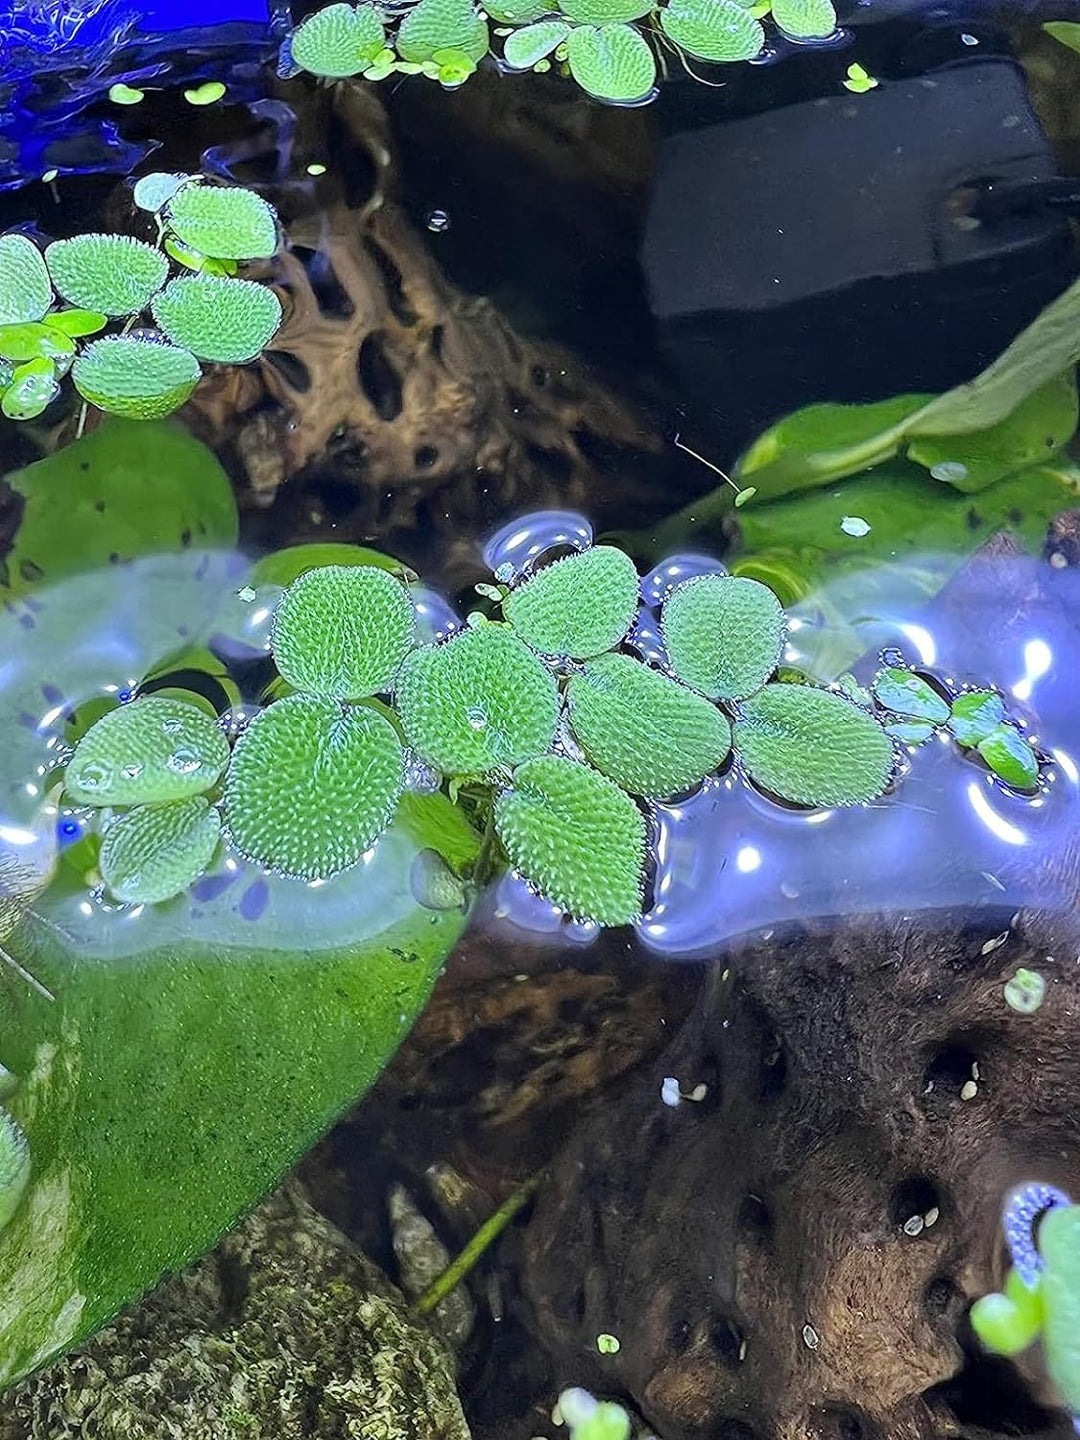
898 622 936 666
483 512 593 577
1053 749 1079 785
966 781 1027 847
1012 638 1053 703
735 844 762 873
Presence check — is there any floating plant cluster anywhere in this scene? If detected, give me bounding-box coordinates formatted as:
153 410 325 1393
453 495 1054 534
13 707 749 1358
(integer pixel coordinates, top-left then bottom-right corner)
0 175 281 423
51 543 1044 931
285 0 839 105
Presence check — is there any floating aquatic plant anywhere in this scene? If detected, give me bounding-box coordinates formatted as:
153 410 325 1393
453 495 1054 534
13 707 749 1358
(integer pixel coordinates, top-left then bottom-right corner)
565 24 656 102
151 276 282 364
396 0 490 63
871 666 949 724
291 1 388 74
662 573 784 701
659 0 764 60
45 235 169 317
503 20 571 66
976 725 1039 792
504 544 639 659
0 234 52 326
770 0 836 38
64 695 230 807
132 172 189 215
0 1109 29 1234
99 796 223 905
72 335 203 420
947 689 1005 745
164 183 278 261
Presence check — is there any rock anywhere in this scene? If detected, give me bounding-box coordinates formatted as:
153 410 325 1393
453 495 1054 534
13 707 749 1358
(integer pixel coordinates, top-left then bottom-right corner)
0 1182 470 1440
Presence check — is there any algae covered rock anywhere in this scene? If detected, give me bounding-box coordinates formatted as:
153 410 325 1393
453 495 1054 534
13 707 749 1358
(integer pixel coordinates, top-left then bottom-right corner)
0 1183 470 1440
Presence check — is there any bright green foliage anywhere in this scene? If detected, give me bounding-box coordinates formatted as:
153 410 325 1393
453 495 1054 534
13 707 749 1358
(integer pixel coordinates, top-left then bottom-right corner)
45 235 168 316
151 275 283 364
108 83 145 104
162 237 238 276
1 359 59 421
568 652 731 798
503 19 569 65
165 184 278 261
495 755 645 926
43 308 107 338
397 622 559 774
72 335 202 419
0 322 74 364
662 574 784 701
99 797 223 904
0 236 52 327
1045 19 1080 53
560 0 652 22
871 667 949 723
133 172 190 215
223 695 404 879
565 24 657 101
735 683 894 807
291 2 386 75
397 0 490 63
184 81 227 105
971 1268 1045 1357
484 0 549 19
948 689 1005 746
1003 967 1046 1014
271 564 415 700
65 695 230 806
659 0 765 60
0 1109 29 1234
977 725 1039 791
1037 1205 1080 1413
504 545 639 659
770 0 835 36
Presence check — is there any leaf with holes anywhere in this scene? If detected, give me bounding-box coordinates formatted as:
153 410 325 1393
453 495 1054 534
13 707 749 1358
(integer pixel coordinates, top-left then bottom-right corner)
495 754 645 925
271 564 415 700
948 690 1006 747
165 185 278 262
735 683 894 807
770 0 835 37
223 695 404 879
565 23 656 101
151 276 282 364
291 2 386 75
662 574 785 701
397 0 490 63
503 20 571 65
560 0 653 22
0 235 53 326
45 236 168 317
977 725 1039 792
659 0 764 60
0 359 59 422
504 545 639 659
100 797 222 905
871 667 949 723
73 336 202 419
64 696 229 806
568 652 731 798
397 622 559 775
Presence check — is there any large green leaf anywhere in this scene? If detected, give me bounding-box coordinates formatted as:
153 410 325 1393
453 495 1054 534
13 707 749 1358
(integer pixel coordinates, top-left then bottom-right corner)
770 0 835 37
151 275 283 365
72 336 202 420
44 235 168 318
503 19 571 66
560 0 653 22
504 544 639 659
165 185 279 262
659 0 764 61
290 2 386 76
397 0 490 63
565 23 657 101
0 236 53 327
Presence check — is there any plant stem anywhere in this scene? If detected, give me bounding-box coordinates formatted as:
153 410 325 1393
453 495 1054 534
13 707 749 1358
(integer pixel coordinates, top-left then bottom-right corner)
413 1172 543 1317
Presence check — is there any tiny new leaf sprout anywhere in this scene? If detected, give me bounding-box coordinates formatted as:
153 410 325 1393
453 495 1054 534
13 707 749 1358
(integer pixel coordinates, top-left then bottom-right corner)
108 83 145 105
977 725 1039 792
43 308 107 338
495 754 646 927
291 1 387 74
843 61 878 92
503 20 570 65
99 796 222 905
222 694 405 880
0 234 53 325
183 81 227 106
396 0 491 64
970 1268 1045 1357
0 322 74 365
133 172 190 216
503 545 639 659
164 183 278 261
151 276 283 364
662 573 784 701
659 0 766 61
72 335 202 419
567 651 731 798
948 689 1006 746
871 667 949 724
0 1107 30 1233
45 235 169 317
566 24 657 102
64 695 230 807
396 622 560 774
271 564 415 700
770 0 836 39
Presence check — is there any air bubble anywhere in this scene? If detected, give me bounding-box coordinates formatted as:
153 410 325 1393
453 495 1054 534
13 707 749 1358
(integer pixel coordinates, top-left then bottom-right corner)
930 461 969 483
426 209 451 233
121 763 144 780
167 748 202 776
75 760 111 790
466 707 488 731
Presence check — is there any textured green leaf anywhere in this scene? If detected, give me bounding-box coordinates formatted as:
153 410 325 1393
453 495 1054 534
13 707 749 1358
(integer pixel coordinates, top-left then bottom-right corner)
397 0 490 63
72 335 202 419
42 308 107 338
948 690 1006 747
568 652 731 798
0 235 53 326
151 275 282 364
65 696 230 806
560 0 652 22
483 0 548 20
45 235 168 317
977 725 1039 791
291 2 386 75
871 667 949 723
659 0 764 60
1037 1206 1080 1414
504 545 639 658
0 358 59 421
735 683 894 806
770 0 835 37
271 564 415 700
1045 19 1080 54
970 1271 1045 1358
165 184 278 261
132 172 190 215
495 754 645 925
396 622 559 775
662 573 784 700
100 797 222 904
0 321 74 364
503 20 571 65
223 695 404 879
0 1110 30 1234
565 23 657 101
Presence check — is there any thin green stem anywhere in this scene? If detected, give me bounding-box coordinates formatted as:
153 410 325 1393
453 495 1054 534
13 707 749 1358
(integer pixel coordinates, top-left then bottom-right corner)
413 1172 543 1316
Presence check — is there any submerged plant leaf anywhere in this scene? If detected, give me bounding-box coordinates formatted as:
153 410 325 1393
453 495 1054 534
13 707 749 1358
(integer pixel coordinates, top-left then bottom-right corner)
1 359 58 421
397 0 490 63
45 235 168 317
291 2 386 75
735 683 894 806
43 307 107 338
65 695 230 806
495 754 645 925
0 1109 29 1234
568 651 731 798
503 20 571 65
165 184 278 261
73 336 202 419
770 0 835 37
1044 19 1080 54
396 622 559 774
504 545 639 658
100 797 222 904
977 725 1039 791
560 0 652 21
151 275 282 364
223 694 404 878
948 689 1006 746
0 235 53 326
271 564 415 700
659 0 764 61
872 667 949 723
565 23 657 101
132 172 190 215
249 542 406 588
162 237 237 277
662 573 784 700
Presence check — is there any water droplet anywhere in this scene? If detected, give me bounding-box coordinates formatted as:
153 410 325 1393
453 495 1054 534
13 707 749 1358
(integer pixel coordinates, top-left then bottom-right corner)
960 30 978 44
466 706 488 731
426 208 451 233
929 460 969 483
75 760 111 790
121 763 144 780
162 718 183 736
167 748 202 776
238 585 257 604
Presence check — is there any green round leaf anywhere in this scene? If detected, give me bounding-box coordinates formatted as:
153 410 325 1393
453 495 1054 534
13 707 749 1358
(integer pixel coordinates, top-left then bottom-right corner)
184 81 227 106
271 564 415 700
72 335 202 419
0 1108 30 1234
565 23 657 102
504 545 639 659
977 725 1039 791
291 2 387 74
0 322 74 364
108 83 145 105
568 651 731 798
43 308 107 338
165 184 279 262
151 275 282 364
662 573 784 701
871 666 949 723
1037 1207 1080 1414
133 172 191 215
396 622 559 775
1 358 59 421
503 20 571 66
948 689 1006 747
45 235 169 317
970 1281 1044 1358
770 0 835 37
560 0 653 21
65 696 230 806
735 682 894 807
222 695 404 879
397 0 491 62
100 797 222 905
495 755 645 926
0 234 53 326
659 0 764 59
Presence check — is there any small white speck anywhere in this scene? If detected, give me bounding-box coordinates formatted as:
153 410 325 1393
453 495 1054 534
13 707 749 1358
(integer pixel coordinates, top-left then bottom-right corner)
840 516 871 538
661 1076 681 1107
960 1080 978 1101
802 1324 819 1349
980 931 1009 955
